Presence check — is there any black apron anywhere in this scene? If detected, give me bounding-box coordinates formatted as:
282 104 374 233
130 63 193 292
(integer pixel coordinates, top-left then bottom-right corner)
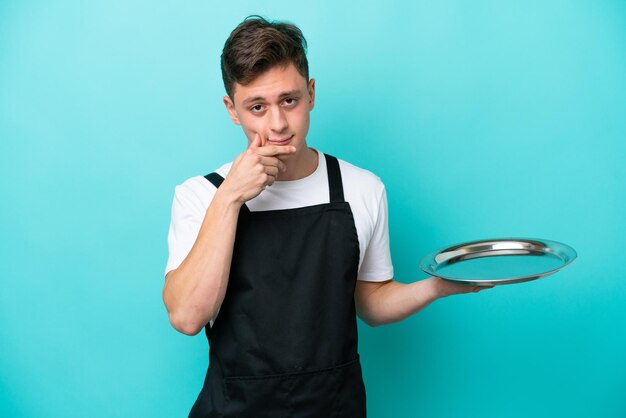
189 154 366 418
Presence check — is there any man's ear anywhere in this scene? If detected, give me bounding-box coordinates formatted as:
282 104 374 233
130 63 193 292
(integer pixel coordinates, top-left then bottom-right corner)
308 78 316 111
223 95 241 125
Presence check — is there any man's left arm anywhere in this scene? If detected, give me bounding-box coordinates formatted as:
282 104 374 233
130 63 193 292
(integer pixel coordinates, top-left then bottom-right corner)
354 180 492 327
355 277 492 327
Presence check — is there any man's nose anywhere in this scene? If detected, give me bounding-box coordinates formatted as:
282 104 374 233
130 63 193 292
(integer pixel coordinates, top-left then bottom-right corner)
268 107 288 133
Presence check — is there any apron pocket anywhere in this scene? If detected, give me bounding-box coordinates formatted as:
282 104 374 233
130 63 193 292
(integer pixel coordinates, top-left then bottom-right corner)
223 357 365 418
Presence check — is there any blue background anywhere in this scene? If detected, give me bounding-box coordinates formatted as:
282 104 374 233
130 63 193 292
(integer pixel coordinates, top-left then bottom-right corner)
1 1 625 417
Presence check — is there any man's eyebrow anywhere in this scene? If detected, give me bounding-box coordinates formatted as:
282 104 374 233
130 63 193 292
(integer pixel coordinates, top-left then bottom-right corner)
278 90 302 99
242 90 302 105
242 96 265 105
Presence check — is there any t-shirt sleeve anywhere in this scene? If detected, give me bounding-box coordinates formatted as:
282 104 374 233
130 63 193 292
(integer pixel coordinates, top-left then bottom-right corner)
357 186 394 282
164 180 213 276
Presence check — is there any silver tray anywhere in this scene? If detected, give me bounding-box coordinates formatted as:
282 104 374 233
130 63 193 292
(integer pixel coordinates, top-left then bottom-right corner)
419 238 577 286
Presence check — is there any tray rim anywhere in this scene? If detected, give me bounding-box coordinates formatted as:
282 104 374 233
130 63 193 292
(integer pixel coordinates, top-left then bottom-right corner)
419 237 578 286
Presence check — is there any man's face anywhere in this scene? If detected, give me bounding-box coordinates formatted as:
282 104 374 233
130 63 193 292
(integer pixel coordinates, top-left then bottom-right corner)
224 63 315 159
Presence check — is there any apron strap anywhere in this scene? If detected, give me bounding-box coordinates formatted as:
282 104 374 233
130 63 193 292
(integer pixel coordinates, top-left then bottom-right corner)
324 154 345 203
203 172 251 213
204 172 224 188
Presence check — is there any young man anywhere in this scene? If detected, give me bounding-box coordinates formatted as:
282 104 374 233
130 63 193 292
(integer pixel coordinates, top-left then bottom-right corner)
163 16 489 417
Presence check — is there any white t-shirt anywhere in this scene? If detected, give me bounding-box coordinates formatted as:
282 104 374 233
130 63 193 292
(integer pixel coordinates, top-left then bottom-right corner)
165 152 394 282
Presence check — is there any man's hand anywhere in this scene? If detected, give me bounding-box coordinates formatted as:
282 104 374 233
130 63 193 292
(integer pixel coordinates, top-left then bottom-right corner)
221 133 296 204
429 277 494 298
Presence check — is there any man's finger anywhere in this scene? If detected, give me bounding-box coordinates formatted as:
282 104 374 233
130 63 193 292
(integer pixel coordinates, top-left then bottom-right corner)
260 156 286 171
264 165 279 178
249 133 262 149
255 145 297 157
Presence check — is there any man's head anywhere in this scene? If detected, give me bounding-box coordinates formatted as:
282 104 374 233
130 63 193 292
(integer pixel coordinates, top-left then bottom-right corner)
221 16 309 100
221 16 316 170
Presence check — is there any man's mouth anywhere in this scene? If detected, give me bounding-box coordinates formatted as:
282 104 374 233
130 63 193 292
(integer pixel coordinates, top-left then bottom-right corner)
267 135 293 146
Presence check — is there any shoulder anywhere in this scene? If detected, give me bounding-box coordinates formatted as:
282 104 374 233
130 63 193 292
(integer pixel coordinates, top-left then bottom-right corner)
336 157 385 197
172 162 233 209
333 156 387 227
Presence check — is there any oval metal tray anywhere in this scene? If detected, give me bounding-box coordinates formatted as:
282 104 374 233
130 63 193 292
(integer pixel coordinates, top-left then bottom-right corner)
419 238 577 286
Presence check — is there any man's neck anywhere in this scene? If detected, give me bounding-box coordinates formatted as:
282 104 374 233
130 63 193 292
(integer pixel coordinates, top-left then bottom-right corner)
277 147 318 181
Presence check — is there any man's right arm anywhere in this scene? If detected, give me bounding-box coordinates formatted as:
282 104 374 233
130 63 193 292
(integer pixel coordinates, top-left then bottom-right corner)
163 186 243 335
162 135 294 335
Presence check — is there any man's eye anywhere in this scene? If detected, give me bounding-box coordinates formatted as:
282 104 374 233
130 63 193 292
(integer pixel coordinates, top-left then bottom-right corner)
250 104 264 112
284 98 297 106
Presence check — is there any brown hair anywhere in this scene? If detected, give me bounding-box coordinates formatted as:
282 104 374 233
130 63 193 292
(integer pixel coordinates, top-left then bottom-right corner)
221 16 309 98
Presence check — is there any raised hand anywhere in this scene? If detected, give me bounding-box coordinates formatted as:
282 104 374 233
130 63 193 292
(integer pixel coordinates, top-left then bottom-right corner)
220 133 296 204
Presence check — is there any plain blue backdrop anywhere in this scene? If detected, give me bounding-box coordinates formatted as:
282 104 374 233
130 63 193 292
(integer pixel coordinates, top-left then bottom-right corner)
1 1 625 417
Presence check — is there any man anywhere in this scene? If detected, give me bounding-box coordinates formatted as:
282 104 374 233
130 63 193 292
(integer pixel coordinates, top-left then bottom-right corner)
163 16 489 417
